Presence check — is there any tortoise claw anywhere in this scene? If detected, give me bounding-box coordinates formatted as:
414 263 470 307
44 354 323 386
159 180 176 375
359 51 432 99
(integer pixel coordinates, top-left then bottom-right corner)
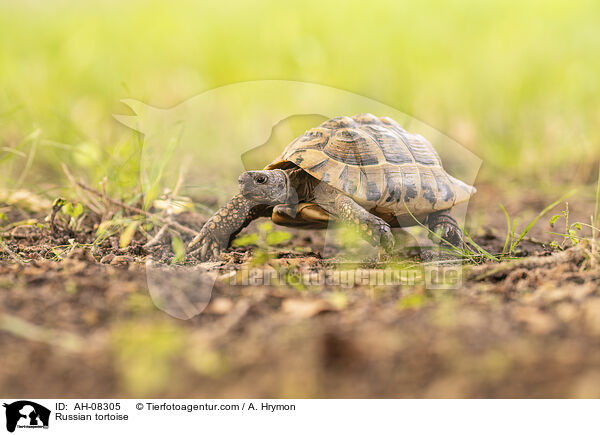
200 242 209 261
428 215 463 249
194 228 227 262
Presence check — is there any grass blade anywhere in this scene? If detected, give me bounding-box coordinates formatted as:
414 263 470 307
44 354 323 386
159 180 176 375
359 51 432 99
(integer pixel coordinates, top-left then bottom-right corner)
459 226 500 262
499 203 511 259
510 219 517 255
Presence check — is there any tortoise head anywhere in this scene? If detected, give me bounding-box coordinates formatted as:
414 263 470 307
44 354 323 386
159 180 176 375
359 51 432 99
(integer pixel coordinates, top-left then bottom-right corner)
238 169 293 206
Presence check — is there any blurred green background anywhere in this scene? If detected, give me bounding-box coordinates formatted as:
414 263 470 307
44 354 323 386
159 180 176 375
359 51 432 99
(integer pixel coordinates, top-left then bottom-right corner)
1 0 599 199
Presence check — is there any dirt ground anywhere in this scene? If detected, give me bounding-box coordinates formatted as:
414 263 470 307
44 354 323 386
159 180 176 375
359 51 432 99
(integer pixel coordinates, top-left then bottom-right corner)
1 185 599 398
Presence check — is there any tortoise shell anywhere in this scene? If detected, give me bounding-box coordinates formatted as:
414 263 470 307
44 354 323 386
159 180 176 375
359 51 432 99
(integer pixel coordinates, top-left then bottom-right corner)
265 113 476 218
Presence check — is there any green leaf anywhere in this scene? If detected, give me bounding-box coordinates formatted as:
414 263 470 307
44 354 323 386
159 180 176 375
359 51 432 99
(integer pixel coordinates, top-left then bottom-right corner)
250 249 275 266
549 214 562 226
397 293 427 310
72 202 83 218
63 202 74 216
143 181 160 211
266 230 291 246
119 221 138 248
232 233 258 247
171 235 186 264
96 220 113 237
258 221 273 233
52 197 67 209
62 202 83 218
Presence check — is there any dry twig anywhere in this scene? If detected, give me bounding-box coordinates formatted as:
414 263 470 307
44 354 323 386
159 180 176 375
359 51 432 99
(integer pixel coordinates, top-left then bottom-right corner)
61 164 199 238
0 238 26 265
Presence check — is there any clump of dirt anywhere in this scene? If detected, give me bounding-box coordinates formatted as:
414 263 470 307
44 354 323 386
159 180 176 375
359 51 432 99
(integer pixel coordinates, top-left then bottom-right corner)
1 189 599 398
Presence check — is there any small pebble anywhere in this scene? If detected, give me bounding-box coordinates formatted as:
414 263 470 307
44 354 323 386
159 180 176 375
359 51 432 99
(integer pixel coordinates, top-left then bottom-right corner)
109 255 134 265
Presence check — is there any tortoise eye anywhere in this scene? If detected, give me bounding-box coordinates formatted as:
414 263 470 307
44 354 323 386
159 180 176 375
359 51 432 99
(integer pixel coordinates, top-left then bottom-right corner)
255 175 267 184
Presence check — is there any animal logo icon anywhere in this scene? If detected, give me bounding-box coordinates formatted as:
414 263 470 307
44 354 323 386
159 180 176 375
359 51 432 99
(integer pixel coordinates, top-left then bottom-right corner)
3 401 50 433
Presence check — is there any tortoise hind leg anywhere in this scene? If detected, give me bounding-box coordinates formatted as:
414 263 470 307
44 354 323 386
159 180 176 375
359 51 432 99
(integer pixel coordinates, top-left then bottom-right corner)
427 210 464 248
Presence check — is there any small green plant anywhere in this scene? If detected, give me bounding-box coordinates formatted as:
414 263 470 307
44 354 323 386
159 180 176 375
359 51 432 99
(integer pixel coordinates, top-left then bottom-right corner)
548 199 600 248
549 203 583 247
397 292 428 311
47 238 82 261
55 200 84 231
95 216 143 246
170 234 186 264
232 222 291 264
282 263 306 291
119 221 139 248
97 214 163 254
63 201 83 220
499 189 575 258
233 221 291 248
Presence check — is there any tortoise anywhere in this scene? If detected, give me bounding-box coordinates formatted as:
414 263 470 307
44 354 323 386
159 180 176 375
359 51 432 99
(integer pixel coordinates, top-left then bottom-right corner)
191 113 476 261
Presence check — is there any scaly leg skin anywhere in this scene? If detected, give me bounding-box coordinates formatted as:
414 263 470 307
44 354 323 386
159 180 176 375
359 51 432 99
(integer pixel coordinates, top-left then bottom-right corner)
427 210 463 248
190 194 272 261
333 194 394 257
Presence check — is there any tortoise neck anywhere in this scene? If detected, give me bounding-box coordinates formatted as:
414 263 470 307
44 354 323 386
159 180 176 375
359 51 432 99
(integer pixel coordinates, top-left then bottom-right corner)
283 167 316 204
272 169 294 204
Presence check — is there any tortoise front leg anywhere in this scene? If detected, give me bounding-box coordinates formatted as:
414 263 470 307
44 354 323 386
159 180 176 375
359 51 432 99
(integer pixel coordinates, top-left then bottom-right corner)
190 194 272 261
427 210 463 248
332 195 394 254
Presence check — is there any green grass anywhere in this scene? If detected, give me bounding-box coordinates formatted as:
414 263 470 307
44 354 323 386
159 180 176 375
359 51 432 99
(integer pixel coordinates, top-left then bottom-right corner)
403 190 581 264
